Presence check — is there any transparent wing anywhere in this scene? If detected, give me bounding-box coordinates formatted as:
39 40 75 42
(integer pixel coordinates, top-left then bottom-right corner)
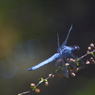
61 25 73 48
70 53 84 67
62 60 69 78
55 59 69 78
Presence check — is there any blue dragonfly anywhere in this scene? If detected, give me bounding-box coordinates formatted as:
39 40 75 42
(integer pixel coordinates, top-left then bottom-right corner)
18 26 95 95
28 25 84 78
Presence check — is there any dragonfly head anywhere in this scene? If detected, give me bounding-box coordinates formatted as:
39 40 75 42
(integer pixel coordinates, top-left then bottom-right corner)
72 45 80 52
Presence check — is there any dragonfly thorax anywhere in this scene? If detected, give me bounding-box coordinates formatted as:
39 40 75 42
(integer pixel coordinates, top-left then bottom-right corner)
60 46 73 57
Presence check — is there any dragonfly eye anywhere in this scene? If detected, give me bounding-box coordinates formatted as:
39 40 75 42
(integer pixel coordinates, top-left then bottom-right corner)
73 45 80 51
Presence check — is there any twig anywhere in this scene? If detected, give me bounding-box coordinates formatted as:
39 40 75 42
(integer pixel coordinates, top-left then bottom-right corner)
78 50 95 60
18 90 30 95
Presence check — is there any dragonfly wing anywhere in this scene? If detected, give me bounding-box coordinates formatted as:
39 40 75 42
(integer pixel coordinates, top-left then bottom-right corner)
28 53 60 71
70 54 84 67
61 25 73 48
55 59 69 78
57 33 61 52
62 60 69 78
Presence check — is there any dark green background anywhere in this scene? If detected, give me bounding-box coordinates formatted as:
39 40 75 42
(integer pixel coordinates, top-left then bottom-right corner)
0 0 95 95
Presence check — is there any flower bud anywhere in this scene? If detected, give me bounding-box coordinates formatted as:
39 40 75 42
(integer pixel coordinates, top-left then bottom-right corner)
71 72 76 76
65 63 69 66
90 43 94 47
49 74 52 77
90 57 93 60
70 58 73 61
52 74 55 78
35 88 40 93
76 68 79 71
88 47 91 50
86 60 90 64
45 82 49 86
31 83 35 87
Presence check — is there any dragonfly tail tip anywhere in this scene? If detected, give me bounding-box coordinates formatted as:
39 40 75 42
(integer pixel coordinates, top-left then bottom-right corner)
28 68 33 71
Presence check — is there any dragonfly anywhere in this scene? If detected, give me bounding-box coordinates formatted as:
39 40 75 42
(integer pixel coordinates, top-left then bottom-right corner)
18 26 95 95
28 25 84 78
